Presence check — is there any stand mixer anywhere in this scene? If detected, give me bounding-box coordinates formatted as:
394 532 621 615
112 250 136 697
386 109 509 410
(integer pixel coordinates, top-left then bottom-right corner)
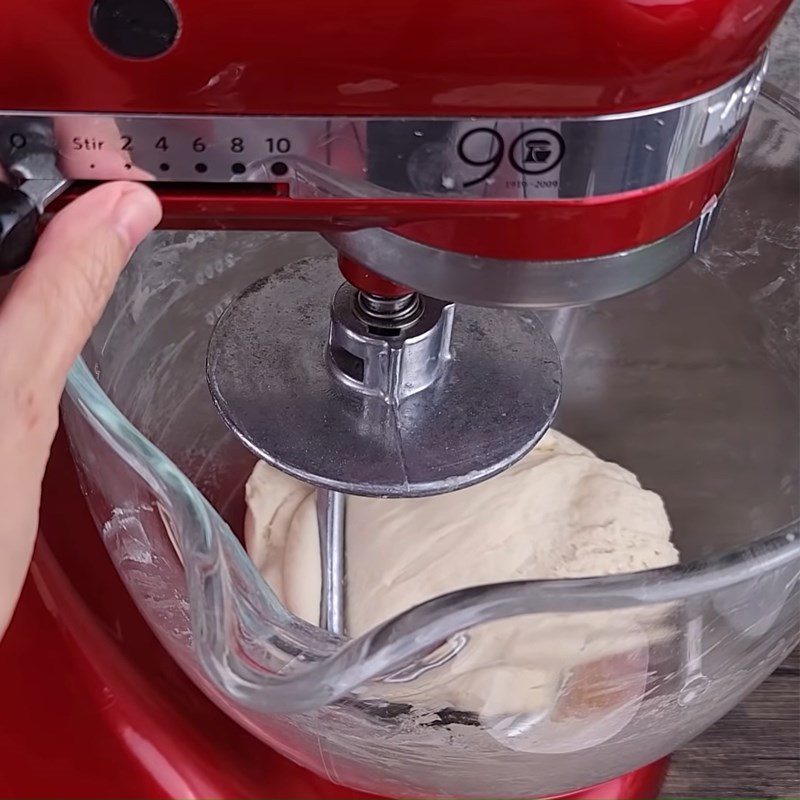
0 1 798 798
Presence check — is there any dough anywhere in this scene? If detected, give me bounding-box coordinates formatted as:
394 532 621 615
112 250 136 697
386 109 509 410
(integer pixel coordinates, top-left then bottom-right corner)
245 430 679 722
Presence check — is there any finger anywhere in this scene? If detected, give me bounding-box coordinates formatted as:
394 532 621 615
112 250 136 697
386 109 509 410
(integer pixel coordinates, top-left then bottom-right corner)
0 181 160 637
0 181 161 404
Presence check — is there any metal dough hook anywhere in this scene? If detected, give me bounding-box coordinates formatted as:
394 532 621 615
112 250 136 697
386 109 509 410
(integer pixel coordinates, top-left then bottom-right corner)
316 488 346 635
206 256 562 635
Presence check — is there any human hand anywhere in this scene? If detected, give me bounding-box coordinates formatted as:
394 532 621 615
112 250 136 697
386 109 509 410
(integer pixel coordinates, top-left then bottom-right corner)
0 181 162 638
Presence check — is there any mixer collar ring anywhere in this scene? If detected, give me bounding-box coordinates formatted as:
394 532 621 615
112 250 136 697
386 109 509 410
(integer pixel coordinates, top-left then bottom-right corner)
325 198 724 309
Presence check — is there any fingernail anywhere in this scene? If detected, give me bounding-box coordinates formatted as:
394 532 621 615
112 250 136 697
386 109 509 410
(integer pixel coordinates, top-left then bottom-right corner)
113 184 163 250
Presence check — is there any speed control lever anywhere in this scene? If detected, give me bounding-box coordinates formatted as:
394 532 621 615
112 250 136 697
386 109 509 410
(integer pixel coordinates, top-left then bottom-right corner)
0 179 69 274
0 117 69 274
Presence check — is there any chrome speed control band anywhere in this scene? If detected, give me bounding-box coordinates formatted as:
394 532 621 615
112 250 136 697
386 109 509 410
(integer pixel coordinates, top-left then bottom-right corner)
0 54 766 200
206 256 562 498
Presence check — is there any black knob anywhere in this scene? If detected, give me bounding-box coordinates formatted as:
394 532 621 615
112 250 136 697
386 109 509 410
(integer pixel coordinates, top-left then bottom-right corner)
0 185 38 275
90 0 180 59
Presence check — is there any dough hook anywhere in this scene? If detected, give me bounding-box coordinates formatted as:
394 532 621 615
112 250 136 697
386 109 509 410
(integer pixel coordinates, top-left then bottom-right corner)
317 488 346 635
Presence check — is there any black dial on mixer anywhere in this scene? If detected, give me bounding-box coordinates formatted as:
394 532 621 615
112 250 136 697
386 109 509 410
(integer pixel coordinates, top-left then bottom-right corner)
90 0 180 59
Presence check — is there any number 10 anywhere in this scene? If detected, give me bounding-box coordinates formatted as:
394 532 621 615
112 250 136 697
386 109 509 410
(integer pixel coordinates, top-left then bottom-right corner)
265 137 291 154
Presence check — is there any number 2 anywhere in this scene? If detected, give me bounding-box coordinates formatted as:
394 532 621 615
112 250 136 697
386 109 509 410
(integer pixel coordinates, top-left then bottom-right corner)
121 135 133 151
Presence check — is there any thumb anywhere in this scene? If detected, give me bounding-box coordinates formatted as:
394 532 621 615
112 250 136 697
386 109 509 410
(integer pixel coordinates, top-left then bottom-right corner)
0 181 162 403
0 181 160 639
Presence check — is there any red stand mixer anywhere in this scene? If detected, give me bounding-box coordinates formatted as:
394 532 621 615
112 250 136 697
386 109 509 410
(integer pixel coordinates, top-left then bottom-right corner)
0 1 798 797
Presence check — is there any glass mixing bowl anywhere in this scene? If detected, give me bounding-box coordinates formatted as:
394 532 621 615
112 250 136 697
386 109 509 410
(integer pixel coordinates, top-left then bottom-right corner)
61 88 799 799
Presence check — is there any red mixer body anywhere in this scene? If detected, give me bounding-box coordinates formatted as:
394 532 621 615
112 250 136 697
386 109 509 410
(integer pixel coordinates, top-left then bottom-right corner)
0 0 791 263
0 0 786 115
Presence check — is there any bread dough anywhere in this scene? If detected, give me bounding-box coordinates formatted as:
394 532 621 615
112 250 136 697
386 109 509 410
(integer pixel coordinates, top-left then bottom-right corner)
245 430 679 721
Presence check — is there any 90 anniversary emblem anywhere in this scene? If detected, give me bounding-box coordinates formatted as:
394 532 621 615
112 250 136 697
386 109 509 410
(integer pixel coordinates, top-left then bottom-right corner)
457 126 565 186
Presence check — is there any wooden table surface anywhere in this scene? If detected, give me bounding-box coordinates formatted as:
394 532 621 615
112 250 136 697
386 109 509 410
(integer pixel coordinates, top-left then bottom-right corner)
662 647 799 798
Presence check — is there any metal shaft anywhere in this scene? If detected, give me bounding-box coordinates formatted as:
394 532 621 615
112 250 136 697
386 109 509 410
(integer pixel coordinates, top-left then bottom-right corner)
355 291 422 331
316 488 346 635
